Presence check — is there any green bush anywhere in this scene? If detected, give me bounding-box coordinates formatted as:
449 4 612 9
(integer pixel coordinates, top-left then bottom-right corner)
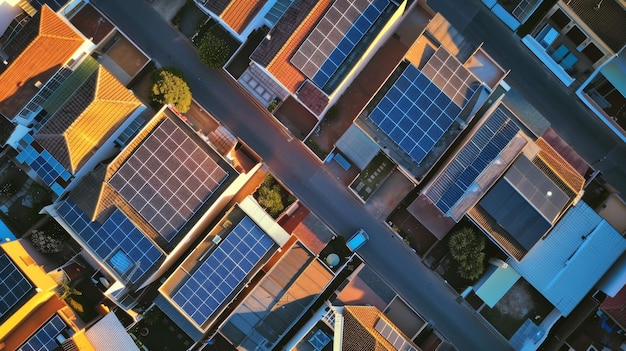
149 67 192 113
198 32 230 69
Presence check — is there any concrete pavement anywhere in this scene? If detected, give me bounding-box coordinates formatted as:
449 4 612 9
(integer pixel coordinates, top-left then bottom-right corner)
90 0 512 349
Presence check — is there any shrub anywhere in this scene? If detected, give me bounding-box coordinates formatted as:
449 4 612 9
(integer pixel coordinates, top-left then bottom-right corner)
197 32 230 69
31 229 64 254
149 67 192 113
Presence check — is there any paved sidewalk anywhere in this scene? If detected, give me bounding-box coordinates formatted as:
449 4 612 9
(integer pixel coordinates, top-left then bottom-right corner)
146 0 186 21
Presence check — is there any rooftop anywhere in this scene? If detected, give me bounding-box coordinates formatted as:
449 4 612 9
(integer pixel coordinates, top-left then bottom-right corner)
479 155 569 251
34 64 141 173
507 201 626 316
219 242 333 350
564 0 626 52
340 306 421 351
0 5 84 118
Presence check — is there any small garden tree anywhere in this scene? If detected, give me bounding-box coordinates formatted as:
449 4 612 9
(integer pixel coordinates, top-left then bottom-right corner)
197 32 230 69
149 67 192 113
256 175 285 217
448 228 486 281
31 229 64 254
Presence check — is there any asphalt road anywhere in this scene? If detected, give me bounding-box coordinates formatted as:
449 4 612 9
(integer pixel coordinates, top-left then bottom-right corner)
428 0 626 193
91 0 512 349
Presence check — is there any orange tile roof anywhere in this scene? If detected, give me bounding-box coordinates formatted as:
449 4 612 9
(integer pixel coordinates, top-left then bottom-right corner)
266 0 332 93
35 66 141 173
221 0 266 34
534 137 585 194
0 5 84 118
342 306 421 351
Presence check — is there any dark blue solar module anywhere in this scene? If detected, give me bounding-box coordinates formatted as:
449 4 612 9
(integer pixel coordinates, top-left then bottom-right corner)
426 106 520 214
18 314 68 351
171 216 274 326
370 64 458 164
31 0 67 11
57 200 163 283
0 253 33 318
311 0 388 88
15 134 71 196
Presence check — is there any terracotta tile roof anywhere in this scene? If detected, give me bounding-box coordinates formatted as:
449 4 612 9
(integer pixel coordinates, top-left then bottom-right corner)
221 0 267 34
534 137 585 196
201 0 230 15
297 80 329 116
0 5 84 118
266 0 332 92
602 286 626 327
35 66 141 173
342 306 421 351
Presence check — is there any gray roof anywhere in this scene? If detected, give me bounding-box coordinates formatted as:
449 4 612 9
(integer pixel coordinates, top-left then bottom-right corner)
565 0 626 52
507 201 626 316
335 125 380 170
479 156 569 251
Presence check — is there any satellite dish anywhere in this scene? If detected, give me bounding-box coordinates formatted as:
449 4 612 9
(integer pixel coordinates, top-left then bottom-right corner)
325 253 340 267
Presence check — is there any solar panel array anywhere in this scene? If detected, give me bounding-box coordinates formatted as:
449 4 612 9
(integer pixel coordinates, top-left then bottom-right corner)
374 318 419 351
421 48 480 108
57 200 163 283
16 133 72 196
369 64 461 164
0 253 33 319
426 106 520 214
109 118 228 242
18 314 68 351
172 216 274 326
291 0 389 89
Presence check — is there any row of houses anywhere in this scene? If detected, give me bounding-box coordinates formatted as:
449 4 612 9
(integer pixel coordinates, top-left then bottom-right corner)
0 0 624 350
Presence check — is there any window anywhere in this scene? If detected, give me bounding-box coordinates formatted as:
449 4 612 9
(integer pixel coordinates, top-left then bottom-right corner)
582 43 604 63
550 8 570 29
566 26 587 46
109 249 133 275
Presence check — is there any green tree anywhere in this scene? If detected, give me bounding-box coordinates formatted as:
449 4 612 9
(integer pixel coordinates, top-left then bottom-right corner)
448 228 486 281
256 175 285 217
197 32 230 69
150 67 192 113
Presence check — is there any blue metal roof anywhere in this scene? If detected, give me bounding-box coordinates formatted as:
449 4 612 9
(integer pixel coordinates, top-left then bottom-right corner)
507 201 626 316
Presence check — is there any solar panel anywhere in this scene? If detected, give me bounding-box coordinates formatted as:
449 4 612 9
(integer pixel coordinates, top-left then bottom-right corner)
18 314 68 351
291 0 389 87
0 253 34 319
421 48 480 108
426 106 520 213
370 64 458 164
57 200 163 283
109 118 228 242
374 318 419 351
171 216 274 326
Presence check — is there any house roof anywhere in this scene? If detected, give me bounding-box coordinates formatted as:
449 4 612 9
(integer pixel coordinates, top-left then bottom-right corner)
221 0 267 34
0 115 15 145
479 155 569 251
251 0 331 93
0 5 84 118
507 201 626 316
296 80 328 116
335 124 380 170
34 65 141 173
564 0 626 52
200 0 230 15
602 285 626 328
84 312 139 351
533 137 585 196
220 242 333 350
340 306 421 351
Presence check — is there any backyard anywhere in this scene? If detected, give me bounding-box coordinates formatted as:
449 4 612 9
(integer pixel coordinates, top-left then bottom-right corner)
479 279 554 340
349 152 394 201
0 160 52 236
130 306 193 351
